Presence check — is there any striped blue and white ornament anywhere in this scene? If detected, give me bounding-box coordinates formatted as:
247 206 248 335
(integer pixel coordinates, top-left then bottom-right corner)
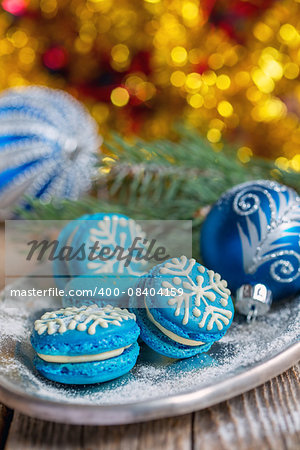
0 86 101 218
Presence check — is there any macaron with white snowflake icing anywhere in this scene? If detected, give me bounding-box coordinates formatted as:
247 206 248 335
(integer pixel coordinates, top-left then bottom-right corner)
130 256 234 359
31 304 140 384
52 214 90 289
53 213 146 295
69 213 146 276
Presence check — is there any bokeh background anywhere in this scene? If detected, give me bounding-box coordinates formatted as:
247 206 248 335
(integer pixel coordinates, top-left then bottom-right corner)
1 0 300 168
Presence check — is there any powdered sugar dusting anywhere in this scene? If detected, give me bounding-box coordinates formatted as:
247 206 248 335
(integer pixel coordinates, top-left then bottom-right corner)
0 278 299 407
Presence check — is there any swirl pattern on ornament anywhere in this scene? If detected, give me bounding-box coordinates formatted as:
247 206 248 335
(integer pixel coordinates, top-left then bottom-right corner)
233 180 300 283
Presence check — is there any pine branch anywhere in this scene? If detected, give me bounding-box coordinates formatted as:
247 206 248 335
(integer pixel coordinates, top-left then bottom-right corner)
98 128 299 214
18 128 300 260
19 128 300 224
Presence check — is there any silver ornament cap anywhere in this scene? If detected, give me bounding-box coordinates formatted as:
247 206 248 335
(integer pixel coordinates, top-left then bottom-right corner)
235 284 273 323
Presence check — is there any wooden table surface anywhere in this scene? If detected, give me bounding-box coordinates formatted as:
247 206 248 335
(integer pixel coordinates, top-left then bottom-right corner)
0 225 299 450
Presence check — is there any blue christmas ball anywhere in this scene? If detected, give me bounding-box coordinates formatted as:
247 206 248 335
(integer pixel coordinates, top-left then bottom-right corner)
0 86 101 217
201 180 300 302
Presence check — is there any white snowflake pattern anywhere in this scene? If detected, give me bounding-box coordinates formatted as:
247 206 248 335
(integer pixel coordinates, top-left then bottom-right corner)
86 215 146 275
159 256 232 331
34 304 136 336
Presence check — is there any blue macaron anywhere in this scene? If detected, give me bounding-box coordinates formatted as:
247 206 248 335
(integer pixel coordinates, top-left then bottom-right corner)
68 213 146 277
52 215 90 289
53 213 146 293
31 304 140 384
130 255 234 359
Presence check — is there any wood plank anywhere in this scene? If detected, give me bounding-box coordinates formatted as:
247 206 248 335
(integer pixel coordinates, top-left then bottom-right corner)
193 363 300 450
81 414 192 450
0 405 13 450
4 413 192 450
3 365 300 449
4 413 84 450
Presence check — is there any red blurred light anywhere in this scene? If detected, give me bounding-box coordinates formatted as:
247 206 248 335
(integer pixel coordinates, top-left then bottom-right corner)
43 47 68 70
2 0 27 15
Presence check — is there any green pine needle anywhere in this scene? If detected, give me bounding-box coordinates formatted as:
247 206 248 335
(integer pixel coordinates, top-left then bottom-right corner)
18 127 300 222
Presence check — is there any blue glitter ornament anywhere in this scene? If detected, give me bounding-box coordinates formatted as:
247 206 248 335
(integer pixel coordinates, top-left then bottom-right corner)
0 86 100 217
201 180 300 319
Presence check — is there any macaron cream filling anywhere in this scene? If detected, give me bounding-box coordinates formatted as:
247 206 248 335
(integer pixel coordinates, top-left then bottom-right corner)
37 345 131 363
145 302 205 347
32 304 137 364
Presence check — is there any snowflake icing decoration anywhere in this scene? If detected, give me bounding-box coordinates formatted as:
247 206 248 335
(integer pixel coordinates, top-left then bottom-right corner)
86 215 146 276
160 256 232 331
34 304 136 336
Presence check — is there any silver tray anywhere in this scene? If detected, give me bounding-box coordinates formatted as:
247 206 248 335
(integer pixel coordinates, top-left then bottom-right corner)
0 277 299 425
